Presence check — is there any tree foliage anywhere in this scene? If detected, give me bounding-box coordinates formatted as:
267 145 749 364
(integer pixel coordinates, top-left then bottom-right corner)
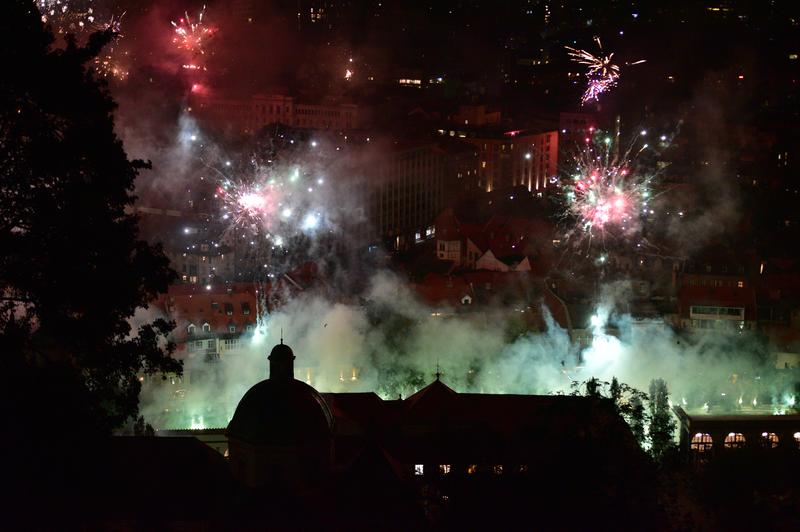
572 376 673 458
0 1 179 434
648 378 677 461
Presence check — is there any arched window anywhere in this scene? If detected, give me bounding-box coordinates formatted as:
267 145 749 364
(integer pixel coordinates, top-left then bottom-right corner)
187 324 196 335
691 433 713 453
202 323 211 333
724 432 746 449
760 432 779 449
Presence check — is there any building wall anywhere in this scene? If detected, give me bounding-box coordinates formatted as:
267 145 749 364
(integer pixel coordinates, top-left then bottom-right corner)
166 246 236 285
193 94 359 134
369 144 447 249
464 131 558 193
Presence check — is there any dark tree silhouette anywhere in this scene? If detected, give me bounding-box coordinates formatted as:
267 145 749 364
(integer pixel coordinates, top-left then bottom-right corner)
648 378 676 461
0 1 180 435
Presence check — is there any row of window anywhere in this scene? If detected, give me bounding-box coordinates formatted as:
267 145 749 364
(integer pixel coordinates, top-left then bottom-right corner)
414 464 528 476
686 278 745 288
690 305 745 318
187 323 254 335
690 431 800 452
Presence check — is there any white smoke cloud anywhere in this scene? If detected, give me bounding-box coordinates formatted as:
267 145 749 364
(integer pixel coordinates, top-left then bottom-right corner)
139 272 794 430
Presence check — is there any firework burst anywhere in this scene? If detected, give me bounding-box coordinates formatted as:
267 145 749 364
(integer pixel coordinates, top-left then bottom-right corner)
565 37 645 104
92 14 129 80
558 131 655 252
171 5 216 70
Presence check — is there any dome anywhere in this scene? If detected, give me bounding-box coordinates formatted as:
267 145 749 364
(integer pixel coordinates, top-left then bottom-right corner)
227 378 334 446
269 342 295 361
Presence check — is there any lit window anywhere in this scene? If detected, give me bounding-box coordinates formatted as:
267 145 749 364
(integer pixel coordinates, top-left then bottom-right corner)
724 432 746 449
761 432 779 449
519 465 529 474
738 281 744 288
414 464 424 476
439 464 451 475
691 433 713 453
467 464 477 475
493 465 503 475
794 432 800 448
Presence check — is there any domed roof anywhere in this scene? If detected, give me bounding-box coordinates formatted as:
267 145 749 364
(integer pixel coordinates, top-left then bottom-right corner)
269 342 295 360
227 379 334 446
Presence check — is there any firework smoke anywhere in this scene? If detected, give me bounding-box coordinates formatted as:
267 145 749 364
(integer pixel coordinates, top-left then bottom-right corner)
138 273 798 431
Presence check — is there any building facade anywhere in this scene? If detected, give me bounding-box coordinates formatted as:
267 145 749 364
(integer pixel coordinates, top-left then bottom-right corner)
462 129 558 193
193 93 360 134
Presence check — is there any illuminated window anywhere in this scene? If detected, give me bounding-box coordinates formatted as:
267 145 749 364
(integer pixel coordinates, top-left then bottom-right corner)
414 464 424 476
519 465 529 474
439 464 451 475
760 432 779 449
737 281 744 288
724 432 746 449
794 432 800 448
467 464 477 475
493 465 503 475
691 433 713 453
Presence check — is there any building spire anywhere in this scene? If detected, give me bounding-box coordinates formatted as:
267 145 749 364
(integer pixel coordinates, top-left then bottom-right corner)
435 360 441 381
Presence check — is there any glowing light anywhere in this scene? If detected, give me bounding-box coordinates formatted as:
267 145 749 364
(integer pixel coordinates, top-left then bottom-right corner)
171 5 216 71
565 37 645 104
302 213 319 231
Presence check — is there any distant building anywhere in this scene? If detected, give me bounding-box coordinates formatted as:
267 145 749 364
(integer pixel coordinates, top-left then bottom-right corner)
461 129 558 193
193 93 360 134
678 252 757 332
368 140 479 250
674 406 800 461
165 244 236 285
450 104 502 126
433 208 554 272
154 283 260 362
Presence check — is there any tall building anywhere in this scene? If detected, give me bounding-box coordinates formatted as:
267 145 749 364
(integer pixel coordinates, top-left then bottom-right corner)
461 129 558 193
367 140 479 250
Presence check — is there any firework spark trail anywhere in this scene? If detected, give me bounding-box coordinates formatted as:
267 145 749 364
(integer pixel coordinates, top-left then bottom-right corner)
559 131 656 256
92 13 129 80
171 5 216 71
201 153 328 256
38 2 129 80
565 37 645 104
38 0 96 34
